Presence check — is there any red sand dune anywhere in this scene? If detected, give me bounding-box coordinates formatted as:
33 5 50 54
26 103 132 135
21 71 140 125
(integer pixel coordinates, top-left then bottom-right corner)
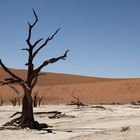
0 68 140 104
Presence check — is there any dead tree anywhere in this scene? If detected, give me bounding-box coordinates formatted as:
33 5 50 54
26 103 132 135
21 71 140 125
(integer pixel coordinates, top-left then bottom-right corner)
33 90 43 107
0 9 69 129
71 95 84 108
17 97 21 106
38 96 43 106
0 98 4 106
9 98 17 106
7 85 22 107
33 90 39 107
9 97 21 107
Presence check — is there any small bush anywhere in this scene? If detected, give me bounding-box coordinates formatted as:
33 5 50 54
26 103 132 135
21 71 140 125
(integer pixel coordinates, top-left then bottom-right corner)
121 126 130 132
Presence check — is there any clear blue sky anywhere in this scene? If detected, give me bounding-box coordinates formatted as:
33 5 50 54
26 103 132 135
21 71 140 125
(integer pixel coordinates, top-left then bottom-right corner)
0 0 140 78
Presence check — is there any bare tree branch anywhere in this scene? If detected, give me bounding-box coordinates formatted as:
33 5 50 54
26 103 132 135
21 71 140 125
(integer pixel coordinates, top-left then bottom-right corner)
21 48 29 52
31 75 39 89
0 59 24 82
25 9 40 85
7 85 20 95
32 28 61 59
34 49 69 74
26 9 38 47
31 73 45 89
0 79 23 97
0 77 30 93
0 79 20 85
32 9 38 27
72 95 80 102
33 38 43 48
5 78 16 81
49 28 61 40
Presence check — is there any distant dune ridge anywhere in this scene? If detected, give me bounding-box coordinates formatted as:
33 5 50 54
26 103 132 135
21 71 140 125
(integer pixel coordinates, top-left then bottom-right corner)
0 68 140 104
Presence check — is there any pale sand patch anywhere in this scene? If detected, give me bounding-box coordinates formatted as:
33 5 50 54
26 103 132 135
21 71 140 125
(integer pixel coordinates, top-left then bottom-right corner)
0 105 140 140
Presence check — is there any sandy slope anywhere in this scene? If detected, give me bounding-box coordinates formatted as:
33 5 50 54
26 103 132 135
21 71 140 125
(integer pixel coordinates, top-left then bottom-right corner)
0 68 140 104
0 68 115 86
0 105 140 140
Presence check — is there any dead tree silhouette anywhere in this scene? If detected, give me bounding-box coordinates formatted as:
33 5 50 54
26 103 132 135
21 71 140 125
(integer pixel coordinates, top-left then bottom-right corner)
71 95 84 108
9 98 17 106
0 98 4 106
38 96 43 106
33 90 43 107
33 90 38 107
0 9 69 129
9 97 21 107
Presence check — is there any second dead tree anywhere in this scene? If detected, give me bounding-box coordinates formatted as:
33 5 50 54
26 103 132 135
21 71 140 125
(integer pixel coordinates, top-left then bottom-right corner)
33 90 43 107
9 98 17 106
71 95 84 108
0 98 4 106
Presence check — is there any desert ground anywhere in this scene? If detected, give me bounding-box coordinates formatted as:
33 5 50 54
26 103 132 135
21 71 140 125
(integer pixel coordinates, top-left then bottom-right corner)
0 104 140 140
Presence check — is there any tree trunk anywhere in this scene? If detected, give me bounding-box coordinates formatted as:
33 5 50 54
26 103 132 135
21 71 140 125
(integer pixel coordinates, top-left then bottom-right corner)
21 89 35 128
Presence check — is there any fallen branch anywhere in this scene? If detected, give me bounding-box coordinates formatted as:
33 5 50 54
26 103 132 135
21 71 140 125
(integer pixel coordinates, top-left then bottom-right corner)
3 116 21 127
10 111 75 120
130 101 140 105
90 105 106 110
10 111 62 118
0 126 21 131
48 113 75 119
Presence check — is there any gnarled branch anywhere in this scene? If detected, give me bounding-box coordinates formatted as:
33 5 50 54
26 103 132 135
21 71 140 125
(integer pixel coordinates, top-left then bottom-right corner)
26 9 38 47
1 79 20 85
31 75 39 89
33 38 43 48
32 28 61 59
7 85 20 95
31 73 46 89
21 48 29 53
0 59 24 82
34 49 69 74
